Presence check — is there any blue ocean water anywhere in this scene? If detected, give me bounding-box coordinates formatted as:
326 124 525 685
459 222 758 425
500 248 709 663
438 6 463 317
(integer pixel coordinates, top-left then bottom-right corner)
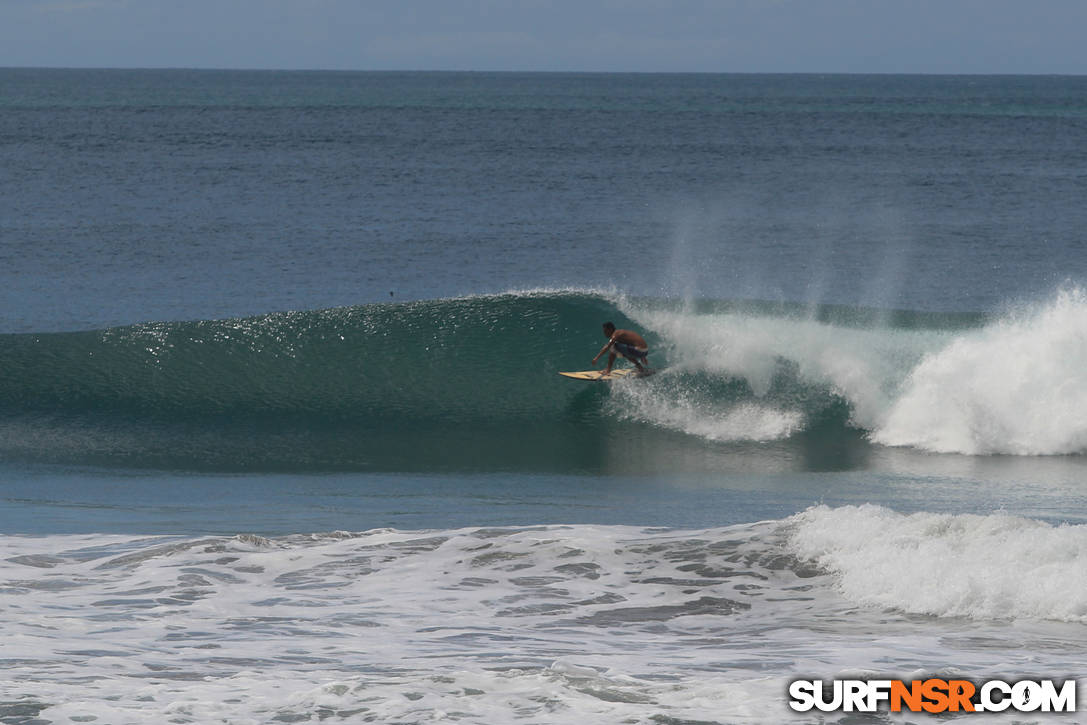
2 70 1087 724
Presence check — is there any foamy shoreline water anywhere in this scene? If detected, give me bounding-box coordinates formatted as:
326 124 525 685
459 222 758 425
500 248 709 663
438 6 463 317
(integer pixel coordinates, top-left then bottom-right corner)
2 508 1084 723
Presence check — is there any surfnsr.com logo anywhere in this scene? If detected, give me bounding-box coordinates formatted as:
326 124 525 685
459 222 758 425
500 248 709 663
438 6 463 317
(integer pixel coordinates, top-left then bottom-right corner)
788 678 1077 714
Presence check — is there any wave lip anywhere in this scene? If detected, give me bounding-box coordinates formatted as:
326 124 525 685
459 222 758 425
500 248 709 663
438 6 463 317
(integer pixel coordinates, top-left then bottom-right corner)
789 504 1087 623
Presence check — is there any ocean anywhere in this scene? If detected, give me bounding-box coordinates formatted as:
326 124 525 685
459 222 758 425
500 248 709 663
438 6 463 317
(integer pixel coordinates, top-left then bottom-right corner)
2 68 1087 723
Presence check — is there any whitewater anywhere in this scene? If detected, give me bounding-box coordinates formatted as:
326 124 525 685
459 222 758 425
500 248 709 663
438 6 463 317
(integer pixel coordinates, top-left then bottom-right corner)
2 507 1085 724
620 285 1087 457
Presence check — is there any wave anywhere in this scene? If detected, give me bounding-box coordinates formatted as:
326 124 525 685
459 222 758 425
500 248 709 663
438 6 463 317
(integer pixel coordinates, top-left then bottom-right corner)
0 290 622 424
0 290 640 469
789 504 1087 623
3 506 1085 725
2 287 1086 469
871 287 1087 454
620 286 1087 456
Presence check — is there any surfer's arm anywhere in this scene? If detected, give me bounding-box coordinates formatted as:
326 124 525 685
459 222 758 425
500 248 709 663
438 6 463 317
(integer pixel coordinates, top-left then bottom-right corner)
591 339 615 365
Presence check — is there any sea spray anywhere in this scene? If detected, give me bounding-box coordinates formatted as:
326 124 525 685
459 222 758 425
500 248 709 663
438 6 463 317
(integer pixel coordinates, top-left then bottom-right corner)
618 299 943 441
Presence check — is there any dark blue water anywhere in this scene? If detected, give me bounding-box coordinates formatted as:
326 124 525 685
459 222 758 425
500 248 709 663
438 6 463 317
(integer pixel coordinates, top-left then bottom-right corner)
5 70 1087 334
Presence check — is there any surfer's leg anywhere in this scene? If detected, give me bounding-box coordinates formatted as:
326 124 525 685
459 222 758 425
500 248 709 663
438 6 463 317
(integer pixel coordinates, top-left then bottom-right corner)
626 349 647 372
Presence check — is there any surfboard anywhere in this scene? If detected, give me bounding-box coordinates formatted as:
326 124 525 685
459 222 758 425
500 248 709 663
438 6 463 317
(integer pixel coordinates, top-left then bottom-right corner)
558 368 646 381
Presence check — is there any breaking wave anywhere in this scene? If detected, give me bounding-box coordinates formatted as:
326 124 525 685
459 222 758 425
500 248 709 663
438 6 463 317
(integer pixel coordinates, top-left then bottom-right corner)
2 287 1086 468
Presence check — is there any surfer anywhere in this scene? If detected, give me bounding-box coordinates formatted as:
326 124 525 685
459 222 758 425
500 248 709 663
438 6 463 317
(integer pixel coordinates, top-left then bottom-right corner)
592 322 649 376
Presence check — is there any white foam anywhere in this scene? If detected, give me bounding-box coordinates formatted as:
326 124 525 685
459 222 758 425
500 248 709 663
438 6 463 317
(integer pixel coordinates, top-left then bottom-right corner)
609 377 803 441
873 287 1087 455
790 504 1087 622
4 521 1084 723
0 525 810 724
619 288 1087 456
619 301 939 441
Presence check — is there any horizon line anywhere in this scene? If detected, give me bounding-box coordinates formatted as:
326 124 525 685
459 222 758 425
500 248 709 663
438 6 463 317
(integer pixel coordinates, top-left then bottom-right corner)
4 65 1086 78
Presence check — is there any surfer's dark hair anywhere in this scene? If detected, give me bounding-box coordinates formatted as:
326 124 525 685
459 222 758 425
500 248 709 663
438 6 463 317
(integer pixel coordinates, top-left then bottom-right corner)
603 321 616 331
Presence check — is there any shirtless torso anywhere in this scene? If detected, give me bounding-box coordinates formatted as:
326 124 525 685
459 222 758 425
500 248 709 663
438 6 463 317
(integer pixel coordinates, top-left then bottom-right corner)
591 322 649 375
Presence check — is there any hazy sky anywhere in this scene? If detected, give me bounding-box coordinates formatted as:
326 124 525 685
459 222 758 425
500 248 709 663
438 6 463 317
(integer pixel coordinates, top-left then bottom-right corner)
2 0 1086 74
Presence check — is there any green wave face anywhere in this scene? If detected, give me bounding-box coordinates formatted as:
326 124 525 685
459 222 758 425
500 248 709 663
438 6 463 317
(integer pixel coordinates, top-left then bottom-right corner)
0 290 985 471
0 292 627 421
0 292 652 470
